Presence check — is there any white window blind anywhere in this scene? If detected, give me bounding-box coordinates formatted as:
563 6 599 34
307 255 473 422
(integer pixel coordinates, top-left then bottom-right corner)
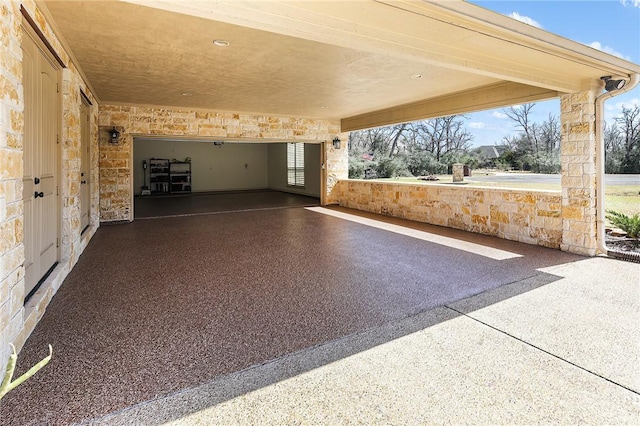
287 143 305 187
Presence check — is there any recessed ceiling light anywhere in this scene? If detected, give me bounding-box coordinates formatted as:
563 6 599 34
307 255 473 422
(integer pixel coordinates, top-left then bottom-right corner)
319 106 326 109
181 92 193 96
213 39 230 47
411 74 423 79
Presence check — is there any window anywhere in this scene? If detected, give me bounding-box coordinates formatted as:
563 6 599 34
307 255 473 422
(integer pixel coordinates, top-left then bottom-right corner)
287 143 305 187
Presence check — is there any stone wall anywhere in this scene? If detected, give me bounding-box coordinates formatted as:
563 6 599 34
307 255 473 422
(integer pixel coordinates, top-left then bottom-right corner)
337 180 563 249
61 65 100 262
0 0 25 375
1 0 99 373
98 105 348 221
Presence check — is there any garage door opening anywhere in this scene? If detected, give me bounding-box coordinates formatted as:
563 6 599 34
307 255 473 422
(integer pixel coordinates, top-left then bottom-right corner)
132 138 322 218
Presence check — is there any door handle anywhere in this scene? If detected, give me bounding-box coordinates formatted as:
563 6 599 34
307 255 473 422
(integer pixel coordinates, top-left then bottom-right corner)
34 191 44 198
34 177 40 184
81 180 87 184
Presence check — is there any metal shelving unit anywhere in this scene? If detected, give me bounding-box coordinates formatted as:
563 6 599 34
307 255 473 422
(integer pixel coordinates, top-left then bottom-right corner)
149 158 170 194
169 161 191 193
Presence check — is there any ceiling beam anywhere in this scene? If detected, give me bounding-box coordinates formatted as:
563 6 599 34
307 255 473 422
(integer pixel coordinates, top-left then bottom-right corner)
341 82 559 132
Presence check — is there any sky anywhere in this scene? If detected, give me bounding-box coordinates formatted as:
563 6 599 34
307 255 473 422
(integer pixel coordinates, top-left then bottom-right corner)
464 0 640 147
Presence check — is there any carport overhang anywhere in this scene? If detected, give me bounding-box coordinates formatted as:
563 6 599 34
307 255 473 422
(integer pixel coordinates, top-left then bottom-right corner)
39 0 640 255
43 0 640 129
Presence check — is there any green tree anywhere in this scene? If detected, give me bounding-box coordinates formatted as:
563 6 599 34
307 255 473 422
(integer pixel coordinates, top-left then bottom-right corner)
617 106 640 173
348 115 474 177
499 104 560 173
605 105 640 174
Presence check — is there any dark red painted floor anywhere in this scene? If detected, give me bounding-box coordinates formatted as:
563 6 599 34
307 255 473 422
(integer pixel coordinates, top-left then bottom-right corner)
0 204 580 425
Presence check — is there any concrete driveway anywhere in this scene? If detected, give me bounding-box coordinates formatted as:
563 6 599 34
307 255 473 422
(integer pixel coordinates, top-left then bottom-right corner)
467 172 639 186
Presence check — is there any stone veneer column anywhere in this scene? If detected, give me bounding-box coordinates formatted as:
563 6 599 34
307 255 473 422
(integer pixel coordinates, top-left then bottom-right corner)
0 0 25 373
559 89 599 256
325 131 349 205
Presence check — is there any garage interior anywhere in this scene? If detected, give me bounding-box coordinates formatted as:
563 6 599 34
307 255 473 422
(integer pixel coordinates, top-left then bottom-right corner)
133 138 322 218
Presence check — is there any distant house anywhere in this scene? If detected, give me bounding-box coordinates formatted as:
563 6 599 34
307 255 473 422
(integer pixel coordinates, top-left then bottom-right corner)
475 145 506 168
476 145 505 159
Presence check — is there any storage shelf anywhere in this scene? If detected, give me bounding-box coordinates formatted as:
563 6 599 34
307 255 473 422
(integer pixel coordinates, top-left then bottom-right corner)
169 161 191 194
148 159 170 194
145 159 192 194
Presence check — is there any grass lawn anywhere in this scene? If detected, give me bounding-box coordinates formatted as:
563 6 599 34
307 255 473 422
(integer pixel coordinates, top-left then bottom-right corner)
604 186 640 217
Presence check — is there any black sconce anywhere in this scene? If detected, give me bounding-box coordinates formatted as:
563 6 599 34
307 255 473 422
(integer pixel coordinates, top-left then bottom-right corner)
110 127 120 144
332 137 341 149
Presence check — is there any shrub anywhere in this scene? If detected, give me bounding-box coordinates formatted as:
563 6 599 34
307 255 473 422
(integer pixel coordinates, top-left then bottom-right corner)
348 159 367 179
375 157 411 178
403 151 446 176
606 210 640 238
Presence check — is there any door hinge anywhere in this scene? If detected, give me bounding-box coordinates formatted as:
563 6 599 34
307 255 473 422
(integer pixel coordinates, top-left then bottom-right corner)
56 83 60 93
56 134 59 144
56 238 59 248
56 186 59 196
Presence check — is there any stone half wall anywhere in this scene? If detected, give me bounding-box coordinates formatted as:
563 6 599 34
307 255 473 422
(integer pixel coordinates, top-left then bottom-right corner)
98 105 348 221
337 180 563 249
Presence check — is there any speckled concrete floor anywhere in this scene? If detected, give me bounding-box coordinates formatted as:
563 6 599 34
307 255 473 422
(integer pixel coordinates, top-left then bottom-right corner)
134 190 319 218
0 205 583 425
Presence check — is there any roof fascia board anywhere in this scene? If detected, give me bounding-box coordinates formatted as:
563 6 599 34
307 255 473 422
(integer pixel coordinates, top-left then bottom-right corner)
418 0 640 75
341 82 559 132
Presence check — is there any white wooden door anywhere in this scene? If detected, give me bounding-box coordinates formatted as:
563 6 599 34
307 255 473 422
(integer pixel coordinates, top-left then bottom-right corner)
80 101 90 231
22 32 59 299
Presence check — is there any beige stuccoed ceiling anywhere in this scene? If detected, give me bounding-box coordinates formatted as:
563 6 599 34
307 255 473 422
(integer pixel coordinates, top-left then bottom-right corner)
42 0 640 131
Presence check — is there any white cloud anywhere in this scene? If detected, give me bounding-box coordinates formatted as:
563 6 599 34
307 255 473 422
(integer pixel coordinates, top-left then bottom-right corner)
468 122 487 129
611 97 640 112
604 98 639 122
620 0 640 8
507 12 542 28
587 41 631 60
491 111 508 119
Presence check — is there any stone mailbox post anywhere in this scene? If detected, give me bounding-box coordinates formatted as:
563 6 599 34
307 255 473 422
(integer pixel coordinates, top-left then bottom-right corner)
452 163 464 182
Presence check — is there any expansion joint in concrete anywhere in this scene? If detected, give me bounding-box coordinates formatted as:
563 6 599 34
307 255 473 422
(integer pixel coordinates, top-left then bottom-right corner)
443 305 639 396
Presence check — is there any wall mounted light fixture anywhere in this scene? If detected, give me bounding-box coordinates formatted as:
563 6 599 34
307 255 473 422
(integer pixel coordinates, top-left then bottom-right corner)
332 137 341 149
110 127 120 144
601 76 627 92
